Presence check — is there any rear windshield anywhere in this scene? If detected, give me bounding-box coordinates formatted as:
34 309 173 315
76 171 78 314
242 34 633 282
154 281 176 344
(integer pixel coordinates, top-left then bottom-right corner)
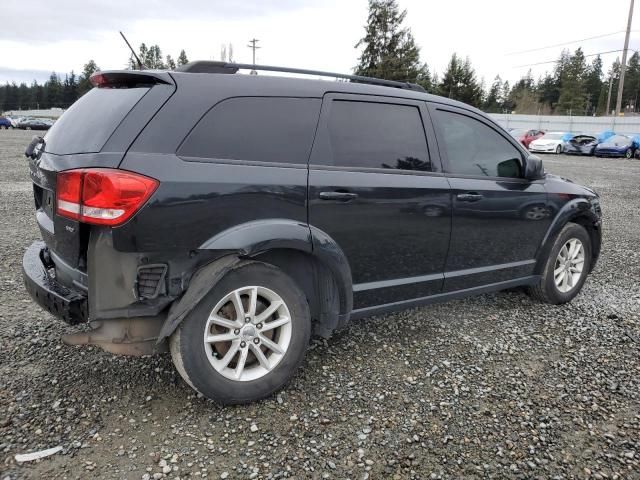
44 87 149 155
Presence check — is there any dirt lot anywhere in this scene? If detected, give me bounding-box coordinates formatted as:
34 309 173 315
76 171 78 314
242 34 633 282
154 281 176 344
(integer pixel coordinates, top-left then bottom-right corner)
0 128 639 479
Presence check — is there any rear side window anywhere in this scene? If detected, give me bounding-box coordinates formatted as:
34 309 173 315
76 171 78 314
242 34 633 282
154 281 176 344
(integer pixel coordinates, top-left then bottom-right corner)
433 109 523 178
178 97 321 164
44 87 149 155
326 101 431 171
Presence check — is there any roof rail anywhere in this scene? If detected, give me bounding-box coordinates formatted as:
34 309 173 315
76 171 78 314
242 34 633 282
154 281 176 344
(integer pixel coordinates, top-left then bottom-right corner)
175 61 426 93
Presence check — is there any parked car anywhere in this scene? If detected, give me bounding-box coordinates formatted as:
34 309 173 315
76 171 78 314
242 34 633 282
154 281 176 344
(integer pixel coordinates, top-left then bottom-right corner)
17 118 51 131
0 116 12 129
563 134 598 156
509 128 545 149
528 132 570 154
594 134 638 158
22 63 602 404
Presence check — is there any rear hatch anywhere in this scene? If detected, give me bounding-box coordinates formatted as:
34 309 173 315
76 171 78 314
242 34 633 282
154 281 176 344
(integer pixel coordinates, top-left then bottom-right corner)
27 71 175 276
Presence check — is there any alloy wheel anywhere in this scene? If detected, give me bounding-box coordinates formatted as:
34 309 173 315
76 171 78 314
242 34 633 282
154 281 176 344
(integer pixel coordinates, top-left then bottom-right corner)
553 238 585 293
203 286 292 382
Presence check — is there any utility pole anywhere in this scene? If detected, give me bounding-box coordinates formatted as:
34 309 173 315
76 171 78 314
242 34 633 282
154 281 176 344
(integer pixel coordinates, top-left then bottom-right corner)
606 74 614 115
247 38 260 75
615 0 635 116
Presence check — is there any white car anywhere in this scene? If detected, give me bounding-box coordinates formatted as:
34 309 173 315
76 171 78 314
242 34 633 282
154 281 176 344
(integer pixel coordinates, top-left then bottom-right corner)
528 132 567 154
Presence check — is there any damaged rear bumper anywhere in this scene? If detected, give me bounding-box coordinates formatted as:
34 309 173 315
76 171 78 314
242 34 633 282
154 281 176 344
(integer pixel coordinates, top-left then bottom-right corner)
22 241 88 325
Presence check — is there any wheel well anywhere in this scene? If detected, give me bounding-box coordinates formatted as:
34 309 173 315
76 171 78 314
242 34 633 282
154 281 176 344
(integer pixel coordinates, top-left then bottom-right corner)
570 216 601 271
252 249 342 338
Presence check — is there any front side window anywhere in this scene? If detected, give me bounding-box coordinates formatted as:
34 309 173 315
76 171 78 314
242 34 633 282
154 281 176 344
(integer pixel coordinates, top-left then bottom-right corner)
178 97 321 164
434 109 523 178
326 100 431 171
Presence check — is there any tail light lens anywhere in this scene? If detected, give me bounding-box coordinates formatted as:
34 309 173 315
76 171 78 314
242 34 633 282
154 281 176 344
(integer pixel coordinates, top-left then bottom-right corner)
56 168 159 226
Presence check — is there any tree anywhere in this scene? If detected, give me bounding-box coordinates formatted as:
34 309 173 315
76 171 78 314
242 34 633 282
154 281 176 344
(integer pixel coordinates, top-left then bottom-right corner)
354 0 429 84
557 48 588 115
165 55 176 70
62 71 78 107
144 45 165 69
437 54 483 107
46 73 62 108
622 51 640 112
484 75 504 113
584 55 603 115
177 50 189 66
78 60 100 96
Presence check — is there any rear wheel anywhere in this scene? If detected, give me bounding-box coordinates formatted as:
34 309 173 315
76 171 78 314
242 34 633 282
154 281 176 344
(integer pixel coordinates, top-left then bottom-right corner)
527 223 591 304
555 144 562 154
625 148 633 159
170 261 311 404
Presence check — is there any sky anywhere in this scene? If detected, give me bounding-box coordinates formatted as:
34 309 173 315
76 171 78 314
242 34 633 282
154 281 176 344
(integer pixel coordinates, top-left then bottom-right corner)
1 0 637 86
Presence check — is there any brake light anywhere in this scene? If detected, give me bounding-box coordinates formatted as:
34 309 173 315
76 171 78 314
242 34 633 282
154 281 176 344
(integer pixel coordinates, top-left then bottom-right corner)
89 73 108 87
56 169 158 226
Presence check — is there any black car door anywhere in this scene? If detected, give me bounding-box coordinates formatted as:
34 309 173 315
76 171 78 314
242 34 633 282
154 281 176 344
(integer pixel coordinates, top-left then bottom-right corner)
428 103 552 291
308 94 452 311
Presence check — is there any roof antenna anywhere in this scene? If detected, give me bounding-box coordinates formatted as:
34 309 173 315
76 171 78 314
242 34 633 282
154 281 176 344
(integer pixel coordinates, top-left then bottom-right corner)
120 31 145 70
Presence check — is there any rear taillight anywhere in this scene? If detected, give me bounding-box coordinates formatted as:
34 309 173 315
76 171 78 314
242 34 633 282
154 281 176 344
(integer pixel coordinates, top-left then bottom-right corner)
56 168 158 226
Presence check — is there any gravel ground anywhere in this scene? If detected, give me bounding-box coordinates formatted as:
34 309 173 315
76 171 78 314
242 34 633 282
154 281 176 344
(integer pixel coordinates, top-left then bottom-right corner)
1 128 639 480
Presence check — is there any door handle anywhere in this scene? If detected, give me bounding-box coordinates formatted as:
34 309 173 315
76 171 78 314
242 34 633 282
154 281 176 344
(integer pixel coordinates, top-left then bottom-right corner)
319 191 358 201
456 192 484 202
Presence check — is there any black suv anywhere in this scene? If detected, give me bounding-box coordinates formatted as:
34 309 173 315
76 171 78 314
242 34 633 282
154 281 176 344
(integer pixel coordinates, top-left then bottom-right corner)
23 62 602 404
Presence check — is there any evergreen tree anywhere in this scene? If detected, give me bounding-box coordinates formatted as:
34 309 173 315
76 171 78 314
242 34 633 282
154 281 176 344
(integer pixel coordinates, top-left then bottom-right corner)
416 63 433 92
78 60 100 96
622 51 640 112
165 55 176 70
354 0 429 83
484 75 504 112
62 72 78 107
607 58 621 114
46 73 62 108
177 50 189 66
437 54 482 107
557 48 588 115
584 55 603 115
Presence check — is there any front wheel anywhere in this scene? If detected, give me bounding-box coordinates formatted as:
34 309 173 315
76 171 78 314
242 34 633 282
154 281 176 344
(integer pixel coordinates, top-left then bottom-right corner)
625 148 633 159
555 144 562 154
170 261 311 404
527 223 591 304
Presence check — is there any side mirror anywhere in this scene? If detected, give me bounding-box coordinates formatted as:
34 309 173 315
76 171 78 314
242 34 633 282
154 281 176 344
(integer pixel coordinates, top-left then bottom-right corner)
524 154 544 180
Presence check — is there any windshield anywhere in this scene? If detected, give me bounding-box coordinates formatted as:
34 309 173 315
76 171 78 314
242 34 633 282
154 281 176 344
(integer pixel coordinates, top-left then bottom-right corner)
607 135 630 143
508 129 527 137
542 133 564 140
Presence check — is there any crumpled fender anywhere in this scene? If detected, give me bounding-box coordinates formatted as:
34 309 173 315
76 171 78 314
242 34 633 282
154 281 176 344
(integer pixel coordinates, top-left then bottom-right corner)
156 255 241 342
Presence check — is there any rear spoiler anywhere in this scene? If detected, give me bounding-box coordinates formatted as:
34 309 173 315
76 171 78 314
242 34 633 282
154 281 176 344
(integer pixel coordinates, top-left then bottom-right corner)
90 70 174 88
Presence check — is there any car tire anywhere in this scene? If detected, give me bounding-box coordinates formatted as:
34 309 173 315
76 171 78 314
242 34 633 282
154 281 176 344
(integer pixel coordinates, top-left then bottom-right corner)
625 148 633 159
169 260 311 404
26 126 31 130
555 144 562 154
527 222 591 304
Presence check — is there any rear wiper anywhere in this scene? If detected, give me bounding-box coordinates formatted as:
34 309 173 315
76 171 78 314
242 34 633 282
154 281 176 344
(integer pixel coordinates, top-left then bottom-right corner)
25 135 45 160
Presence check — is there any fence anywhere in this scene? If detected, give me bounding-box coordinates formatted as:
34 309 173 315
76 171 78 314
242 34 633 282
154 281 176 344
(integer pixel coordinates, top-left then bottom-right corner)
488 113 640 135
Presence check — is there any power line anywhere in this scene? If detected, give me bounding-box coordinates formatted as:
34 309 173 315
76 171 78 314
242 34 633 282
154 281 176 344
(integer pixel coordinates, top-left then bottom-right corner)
506 30 636 56
513 48 636 68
